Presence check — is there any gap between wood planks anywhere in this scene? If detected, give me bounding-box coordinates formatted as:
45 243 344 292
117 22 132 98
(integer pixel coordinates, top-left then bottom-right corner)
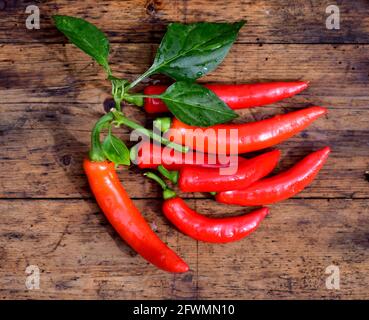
3 41 369 45
0 197 368 200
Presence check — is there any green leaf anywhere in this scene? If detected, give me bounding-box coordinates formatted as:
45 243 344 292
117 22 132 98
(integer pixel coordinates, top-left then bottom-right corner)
160 81 238 127
102 132 130 166
53 15 110 71
149 21 245 81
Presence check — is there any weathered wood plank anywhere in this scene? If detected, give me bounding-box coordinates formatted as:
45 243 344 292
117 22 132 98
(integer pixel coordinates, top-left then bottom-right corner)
0 199 198 300
1 0 369 44
1 43 369 105
197 199 369 299
1 44 368 198
0 199 368 299
1 102 368 199
1 0 368 302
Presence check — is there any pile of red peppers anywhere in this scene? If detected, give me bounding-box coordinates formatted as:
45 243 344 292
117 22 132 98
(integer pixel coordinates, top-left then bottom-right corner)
55 16 330 273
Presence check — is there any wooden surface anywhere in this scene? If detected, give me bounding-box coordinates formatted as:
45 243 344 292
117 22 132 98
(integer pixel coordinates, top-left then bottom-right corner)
1 0 368 299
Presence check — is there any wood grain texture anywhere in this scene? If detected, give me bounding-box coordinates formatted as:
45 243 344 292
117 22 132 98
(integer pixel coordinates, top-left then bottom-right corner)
1 43 369 104
1 44 368 198
1 102 368 199
0 199 368 299
0 199 197 299
1 0 369 300
1 0 369 44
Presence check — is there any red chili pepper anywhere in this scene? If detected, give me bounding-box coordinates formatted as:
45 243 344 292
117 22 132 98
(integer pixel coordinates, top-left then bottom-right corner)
83 159 189 273
162 198 269 243
144 82 309 113
216 147 330 206
145 172 269 243
166 106 327 155
178 149 281 192
133 141 246 170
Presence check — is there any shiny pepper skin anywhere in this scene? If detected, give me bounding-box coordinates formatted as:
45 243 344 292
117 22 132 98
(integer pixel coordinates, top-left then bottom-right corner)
216 147 331 206
144 82 309 113
178 149 281 193
135 141 246 170
83 159 189 273
162 197 269 243
166 106 327 155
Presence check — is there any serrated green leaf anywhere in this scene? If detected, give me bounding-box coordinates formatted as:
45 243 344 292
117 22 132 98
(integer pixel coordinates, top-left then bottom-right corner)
53 15 110 70
160 81 238 127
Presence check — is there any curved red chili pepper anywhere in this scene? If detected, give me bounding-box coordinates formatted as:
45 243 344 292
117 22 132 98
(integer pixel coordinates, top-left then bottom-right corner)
216 147 330 206
83 159 189 273
144 82 309 113
166 106 327 155
178 149 281 192
134 141 246 170
162 197 269 243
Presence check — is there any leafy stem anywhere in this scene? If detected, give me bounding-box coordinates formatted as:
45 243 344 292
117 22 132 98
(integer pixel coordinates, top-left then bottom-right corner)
110 77 129 111
54 16 246 164
126 69 154 90
125 38 204 88
144 172 177 200
123 94 144 107
104 64 113 77
89 112 114 162
157 165 179 184
127 21 245 88
54 16 245 127
111 110 188 153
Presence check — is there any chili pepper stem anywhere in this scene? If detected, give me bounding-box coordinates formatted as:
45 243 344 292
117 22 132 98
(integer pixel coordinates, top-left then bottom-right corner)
157 165 179 184
144 172 177 200
111 109 188 153
129 145 138 163
163 188 177 200
126 68 155 90
154 117 172 133
122 93 162 107
110 77 129 112
123 94 144 107
89 112 114 162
